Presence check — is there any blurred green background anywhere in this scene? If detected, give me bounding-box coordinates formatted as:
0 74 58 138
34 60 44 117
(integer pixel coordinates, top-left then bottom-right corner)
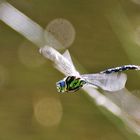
0 0 140 140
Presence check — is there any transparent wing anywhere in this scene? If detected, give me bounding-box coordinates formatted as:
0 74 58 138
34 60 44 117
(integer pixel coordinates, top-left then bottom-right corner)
40 47 80 76
54 49 80 76
81 72 127 92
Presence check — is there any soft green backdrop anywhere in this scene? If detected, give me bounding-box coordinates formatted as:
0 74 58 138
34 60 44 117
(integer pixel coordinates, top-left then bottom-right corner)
0 0 140 140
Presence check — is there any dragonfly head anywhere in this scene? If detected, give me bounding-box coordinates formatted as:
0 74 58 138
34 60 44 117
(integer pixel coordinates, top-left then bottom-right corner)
56 80 66 93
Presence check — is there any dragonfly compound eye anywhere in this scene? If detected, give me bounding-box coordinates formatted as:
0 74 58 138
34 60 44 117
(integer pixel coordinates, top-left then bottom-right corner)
56 80 66 93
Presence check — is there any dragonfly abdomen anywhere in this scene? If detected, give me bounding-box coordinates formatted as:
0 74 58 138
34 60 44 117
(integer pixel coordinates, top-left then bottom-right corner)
100 65 140 74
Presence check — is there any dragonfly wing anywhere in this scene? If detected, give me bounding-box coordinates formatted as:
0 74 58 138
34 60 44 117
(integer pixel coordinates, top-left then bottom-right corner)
62 50 74 65
57 51 79 76
54 49 80 76
40 47 79 76
81 73 127 92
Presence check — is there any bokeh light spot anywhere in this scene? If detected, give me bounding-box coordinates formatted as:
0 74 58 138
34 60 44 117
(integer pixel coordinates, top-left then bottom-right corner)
45 18 76 49
130 0 140 5
34 97 63 127
18 41 46 68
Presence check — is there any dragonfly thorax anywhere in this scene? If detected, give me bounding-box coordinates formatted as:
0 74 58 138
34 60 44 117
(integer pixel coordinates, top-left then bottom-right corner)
56 76 86 93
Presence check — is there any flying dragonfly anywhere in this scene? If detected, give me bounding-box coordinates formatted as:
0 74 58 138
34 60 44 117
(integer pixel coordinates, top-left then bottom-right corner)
55 50 140 93
56 64 140 93
39 47 140 93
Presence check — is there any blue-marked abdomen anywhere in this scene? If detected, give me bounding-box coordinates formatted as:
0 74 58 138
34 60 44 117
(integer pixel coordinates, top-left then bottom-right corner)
100 65 140 74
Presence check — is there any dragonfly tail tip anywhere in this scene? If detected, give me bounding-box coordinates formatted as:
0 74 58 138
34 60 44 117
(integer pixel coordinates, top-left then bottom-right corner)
138 66 140 70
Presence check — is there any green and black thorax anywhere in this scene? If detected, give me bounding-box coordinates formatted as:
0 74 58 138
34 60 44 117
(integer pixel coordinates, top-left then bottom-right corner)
56 76 86 93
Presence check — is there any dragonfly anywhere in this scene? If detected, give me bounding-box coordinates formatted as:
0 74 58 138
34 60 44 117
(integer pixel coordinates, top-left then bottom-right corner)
55 50 140 93
39 46 140 93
